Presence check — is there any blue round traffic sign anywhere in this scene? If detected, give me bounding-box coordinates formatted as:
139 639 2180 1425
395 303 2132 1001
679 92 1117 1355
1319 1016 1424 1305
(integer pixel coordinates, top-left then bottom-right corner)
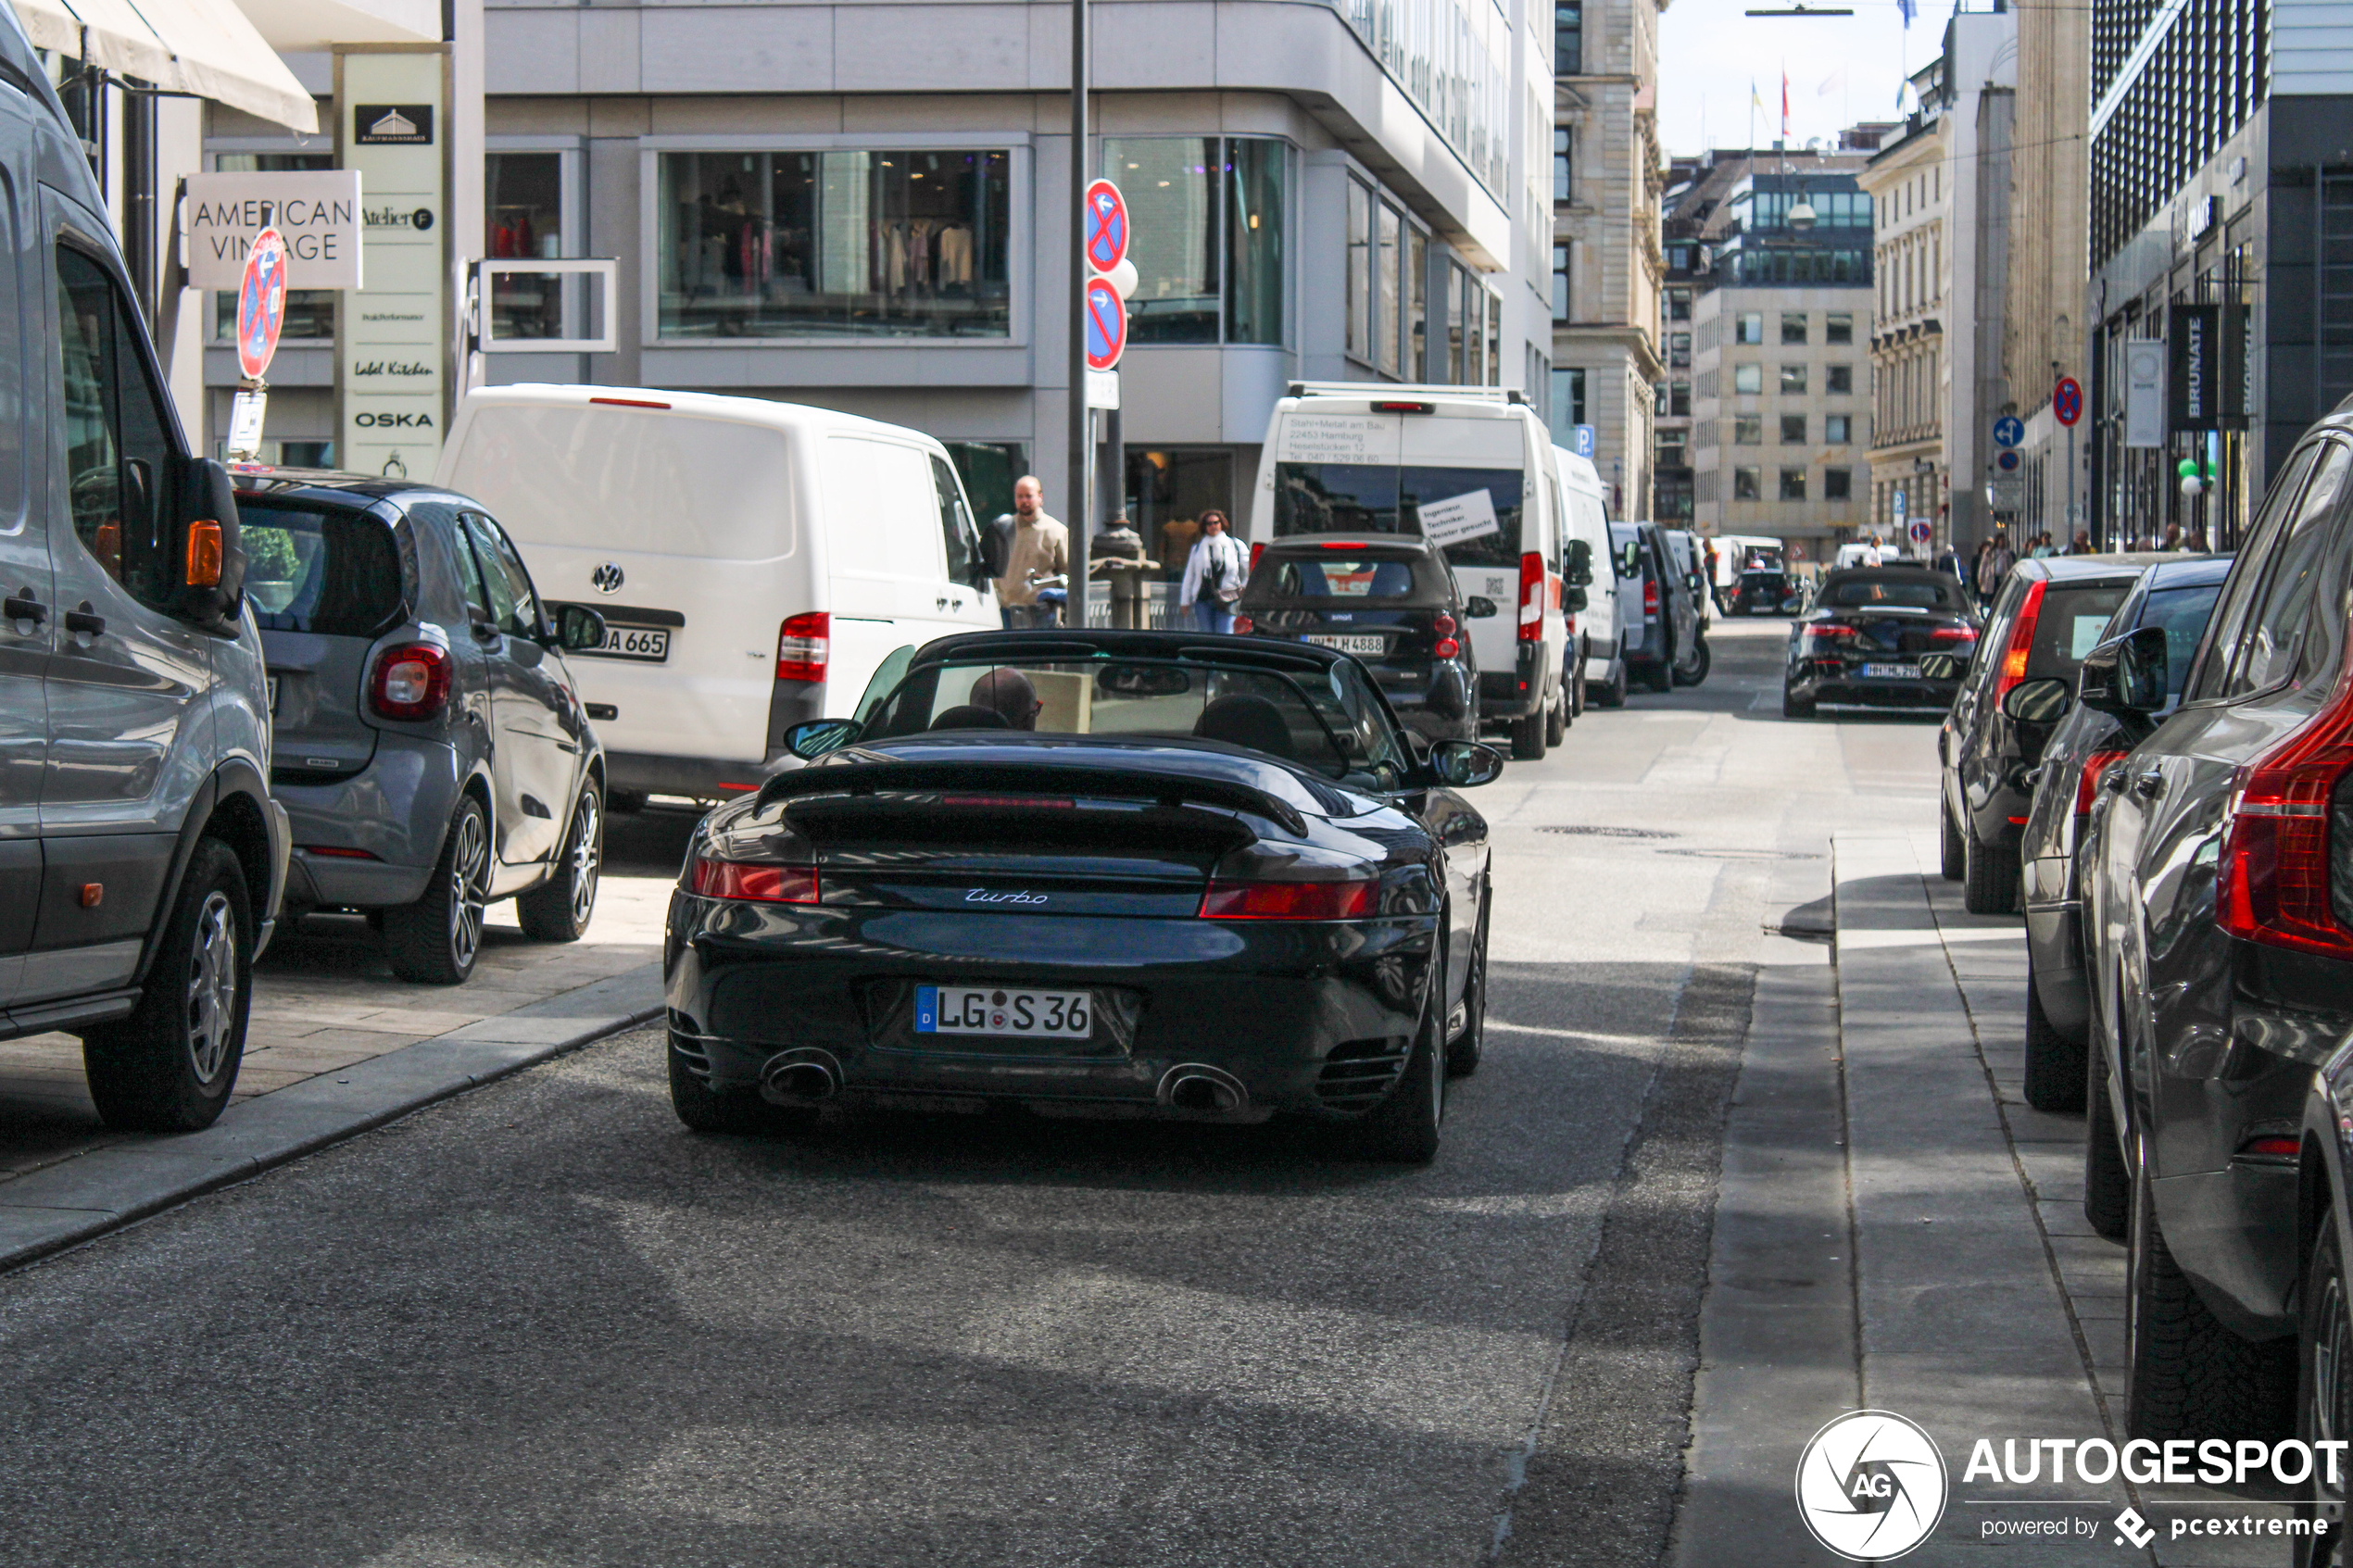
1083 276 1126 371
1082 180 1128 275
1997 448 2021 471
1993 415 2025 449
2053 377 2083 427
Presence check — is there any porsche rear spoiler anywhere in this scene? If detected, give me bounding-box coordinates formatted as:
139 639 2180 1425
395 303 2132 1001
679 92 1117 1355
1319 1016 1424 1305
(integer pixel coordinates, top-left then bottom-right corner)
756 759 1309 835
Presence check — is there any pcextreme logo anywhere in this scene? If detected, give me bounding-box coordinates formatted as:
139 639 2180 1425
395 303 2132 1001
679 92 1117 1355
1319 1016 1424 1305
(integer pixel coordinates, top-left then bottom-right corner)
1794 1411 1949 1562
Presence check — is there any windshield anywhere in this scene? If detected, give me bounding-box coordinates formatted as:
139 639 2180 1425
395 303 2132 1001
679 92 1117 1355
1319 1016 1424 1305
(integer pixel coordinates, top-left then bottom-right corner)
1272 462 1525 570
1262 554 1430 601
862 654 1412 794
240 501 405 637
1821 574 1969 611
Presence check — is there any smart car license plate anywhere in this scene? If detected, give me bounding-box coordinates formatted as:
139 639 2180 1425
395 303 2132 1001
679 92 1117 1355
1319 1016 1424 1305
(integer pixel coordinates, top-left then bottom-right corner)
1305 633 1385 656
916 985 1091 1039
585 624 670 662
1861 662 1918 679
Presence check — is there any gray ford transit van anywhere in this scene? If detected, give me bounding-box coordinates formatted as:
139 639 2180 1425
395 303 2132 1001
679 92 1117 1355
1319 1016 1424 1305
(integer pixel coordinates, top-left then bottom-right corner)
0 8 289 1131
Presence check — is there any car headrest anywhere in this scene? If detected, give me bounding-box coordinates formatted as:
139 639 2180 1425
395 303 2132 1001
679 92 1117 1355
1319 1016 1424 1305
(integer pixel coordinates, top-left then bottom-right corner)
931 705 1013 731
1193 694 1294 759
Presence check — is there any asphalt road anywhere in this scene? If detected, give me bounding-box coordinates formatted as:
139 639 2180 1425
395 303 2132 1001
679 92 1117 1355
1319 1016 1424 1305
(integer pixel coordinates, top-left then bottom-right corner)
0 619 1938 1567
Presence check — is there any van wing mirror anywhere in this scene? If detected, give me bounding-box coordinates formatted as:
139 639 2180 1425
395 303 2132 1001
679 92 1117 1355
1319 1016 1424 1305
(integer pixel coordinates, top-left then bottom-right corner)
176 457 245 632
1564 585 1589 614
1564 538 1594 588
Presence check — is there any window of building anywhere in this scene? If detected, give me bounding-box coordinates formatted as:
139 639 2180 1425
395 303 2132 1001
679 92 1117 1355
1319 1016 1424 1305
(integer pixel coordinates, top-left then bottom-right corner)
1658 429 1688 467
1780 468 1807 501
1826 363 1853 395
1486 291 1502 386
1780 311 1807 345
1449 262 1468 380
1669 381 1690 416
1826 311 1853 345
1554 127 1572 203
1669 332 1690 369
1734 414 1762 445
1103 136 1289 346
1825 413 1852 444
1555 0 1582 74
1552 366 1587 431
1667 289 1691 322
1734 466 1761 500
1824 467 1852 500
1406 227 1428 380
1376 202 1401 373
1347 178 1371 362
1552 243 1571 322
485 148 578 342
212 151 336 341
1780 414 1806 444
1528 345 1551 422
1734 363 1762 395
657 148 1013 340
1780 364 1808 395
1736 312 1764 345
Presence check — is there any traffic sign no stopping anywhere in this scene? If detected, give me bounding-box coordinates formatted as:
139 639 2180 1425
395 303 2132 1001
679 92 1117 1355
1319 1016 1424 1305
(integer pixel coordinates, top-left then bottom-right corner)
1084 277 1127 371
1083 180 1128 275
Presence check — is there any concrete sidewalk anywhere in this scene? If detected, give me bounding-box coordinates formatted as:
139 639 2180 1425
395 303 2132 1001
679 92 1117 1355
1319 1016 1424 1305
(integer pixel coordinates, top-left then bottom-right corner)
0 874 673 1273
1674 834 2291 1567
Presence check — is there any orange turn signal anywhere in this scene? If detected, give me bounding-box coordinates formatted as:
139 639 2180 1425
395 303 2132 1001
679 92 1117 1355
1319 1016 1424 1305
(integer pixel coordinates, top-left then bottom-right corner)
186 520 223 587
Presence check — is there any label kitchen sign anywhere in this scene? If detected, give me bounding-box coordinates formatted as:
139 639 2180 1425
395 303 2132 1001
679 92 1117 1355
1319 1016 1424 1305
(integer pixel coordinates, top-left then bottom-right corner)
183 170 361 291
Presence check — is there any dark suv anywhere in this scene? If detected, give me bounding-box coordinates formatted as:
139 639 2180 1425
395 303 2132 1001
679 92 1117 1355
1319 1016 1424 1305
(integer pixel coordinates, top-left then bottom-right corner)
2079 423 2353 1447
238 474 609 985
1933 555 2159 913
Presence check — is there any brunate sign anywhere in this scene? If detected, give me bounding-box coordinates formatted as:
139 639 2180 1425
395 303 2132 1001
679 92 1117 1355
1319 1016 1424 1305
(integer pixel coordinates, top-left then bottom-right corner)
183 170 362 291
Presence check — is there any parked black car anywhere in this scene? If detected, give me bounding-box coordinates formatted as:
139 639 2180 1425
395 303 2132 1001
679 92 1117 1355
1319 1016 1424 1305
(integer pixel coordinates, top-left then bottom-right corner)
665 629 1500 1163
1782 566 1976 720
1730 567 1802 616
1930 555 2158 913
238 473 610 985
1233 534 1490 744
2015 555 2229 1113
2077 426 2353 1449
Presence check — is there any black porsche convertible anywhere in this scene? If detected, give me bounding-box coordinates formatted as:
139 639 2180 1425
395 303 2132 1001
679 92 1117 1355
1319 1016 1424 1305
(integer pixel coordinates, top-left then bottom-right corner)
661 630 1501 1162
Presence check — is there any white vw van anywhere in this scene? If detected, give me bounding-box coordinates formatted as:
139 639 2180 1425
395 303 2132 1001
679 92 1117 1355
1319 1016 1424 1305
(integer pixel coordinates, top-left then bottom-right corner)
439 386 997 804
1551 447 1627 709
1248 384 1569 759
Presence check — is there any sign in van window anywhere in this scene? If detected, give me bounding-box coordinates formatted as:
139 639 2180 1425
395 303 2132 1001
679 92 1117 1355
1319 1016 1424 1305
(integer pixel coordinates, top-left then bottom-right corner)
1416 489 1501 548
659 150 1011 339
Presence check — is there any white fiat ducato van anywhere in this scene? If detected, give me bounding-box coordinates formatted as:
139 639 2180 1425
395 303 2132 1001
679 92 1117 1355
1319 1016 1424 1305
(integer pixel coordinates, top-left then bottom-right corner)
1248 384 1575 759
439 385 997 805
1550 446 1626 709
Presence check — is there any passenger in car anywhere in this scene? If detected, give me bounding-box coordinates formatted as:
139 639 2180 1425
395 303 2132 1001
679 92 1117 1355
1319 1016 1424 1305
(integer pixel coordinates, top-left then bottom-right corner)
969 668 1042 730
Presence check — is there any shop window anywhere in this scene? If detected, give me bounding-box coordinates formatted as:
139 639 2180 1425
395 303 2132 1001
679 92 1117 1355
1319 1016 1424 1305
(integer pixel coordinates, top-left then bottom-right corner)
1780 364 1808 395
1449 264 1469 381
1780 311 1807 345
1780 414 1806 444
1487 291 1502 386
1376 203 1401 373
1126 449 1235 583
1406 227 1428 380
211 152 335 341
1826 363 1853 395
1734 466 1761 501
657 148 1012 340
1227 138 1288 346
1734 364 1762 395
1780 468 1807 501
1824 467 1853 500
486 151 573 342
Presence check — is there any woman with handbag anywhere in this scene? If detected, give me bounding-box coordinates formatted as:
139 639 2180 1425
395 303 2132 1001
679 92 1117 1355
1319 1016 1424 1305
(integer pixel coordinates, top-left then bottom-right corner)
1179 510 1248 633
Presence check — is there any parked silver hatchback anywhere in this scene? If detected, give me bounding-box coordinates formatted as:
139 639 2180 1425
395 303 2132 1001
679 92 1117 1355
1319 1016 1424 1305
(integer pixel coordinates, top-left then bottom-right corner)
236 473 609 984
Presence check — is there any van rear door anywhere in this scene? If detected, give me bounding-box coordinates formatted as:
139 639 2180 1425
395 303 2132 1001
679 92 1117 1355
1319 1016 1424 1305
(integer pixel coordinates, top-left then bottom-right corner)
1397 415 1528 681
821 436 968 710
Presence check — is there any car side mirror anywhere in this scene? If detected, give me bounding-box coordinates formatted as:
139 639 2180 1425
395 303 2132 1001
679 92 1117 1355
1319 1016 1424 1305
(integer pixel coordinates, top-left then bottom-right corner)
1918 652 1968 682
2000 675 2071 724
784 718 861 759
174 456 245 632
1564 585 1589 613
1464 596 1500 620
981 518 1012 579
554 603 607 652
2080 625 2168 720
1428 739 1504 788
1565 538 1594 588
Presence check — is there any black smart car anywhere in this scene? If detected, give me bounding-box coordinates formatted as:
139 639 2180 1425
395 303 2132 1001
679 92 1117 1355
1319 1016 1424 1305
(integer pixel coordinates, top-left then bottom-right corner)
2077 427 2353 1449
1232 534 1490 743
1730 567 1802 617
1781 565 1976 719
1930 555 2160 913
2014 555 2228 1112
662 630 1501 1163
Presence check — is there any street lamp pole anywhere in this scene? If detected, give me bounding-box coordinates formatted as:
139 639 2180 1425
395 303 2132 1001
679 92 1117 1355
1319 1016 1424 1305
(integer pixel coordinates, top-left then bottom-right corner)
1066 0 1090 628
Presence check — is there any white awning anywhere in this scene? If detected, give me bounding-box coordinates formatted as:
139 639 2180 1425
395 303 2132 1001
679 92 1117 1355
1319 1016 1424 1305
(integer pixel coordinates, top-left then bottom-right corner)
8 0 317 132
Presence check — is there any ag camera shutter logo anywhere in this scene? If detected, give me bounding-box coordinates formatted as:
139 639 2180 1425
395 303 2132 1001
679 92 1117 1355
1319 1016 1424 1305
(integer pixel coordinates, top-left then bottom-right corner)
1794 1410 1948 1561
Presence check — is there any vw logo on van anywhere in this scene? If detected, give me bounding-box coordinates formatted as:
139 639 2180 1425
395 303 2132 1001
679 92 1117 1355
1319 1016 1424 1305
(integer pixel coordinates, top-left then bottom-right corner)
590 563 624 595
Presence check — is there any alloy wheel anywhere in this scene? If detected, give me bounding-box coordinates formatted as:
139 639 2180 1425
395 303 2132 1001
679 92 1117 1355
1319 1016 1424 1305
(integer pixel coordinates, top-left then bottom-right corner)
2310 1260 2350 1564
448 809 490 969
182 891 238 1085
565 793 602 926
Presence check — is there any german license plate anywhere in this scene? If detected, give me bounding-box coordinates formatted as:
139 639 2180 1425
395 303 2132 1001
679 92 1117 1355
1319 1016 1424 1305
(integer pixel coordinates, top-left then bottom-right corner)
916 985 1091 1039
1305 633 1385 656
1861 662 1918 679
583 624 670 662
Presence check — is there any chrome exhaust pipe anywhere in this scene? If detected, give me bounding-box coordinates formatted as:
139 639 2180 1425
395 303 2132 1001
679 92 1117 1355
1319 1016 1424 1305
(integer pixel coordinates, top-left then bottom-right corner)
760 1047 842 1102
1156 1063 1249 1113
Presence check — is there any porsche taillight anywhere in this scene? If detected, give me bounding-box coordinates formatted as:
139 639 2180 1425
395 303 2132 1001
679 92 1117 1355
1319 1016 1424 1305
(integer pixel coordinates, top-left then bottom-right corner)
687 855 819 904
2215 685 2353 960
1199 875 1378 920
